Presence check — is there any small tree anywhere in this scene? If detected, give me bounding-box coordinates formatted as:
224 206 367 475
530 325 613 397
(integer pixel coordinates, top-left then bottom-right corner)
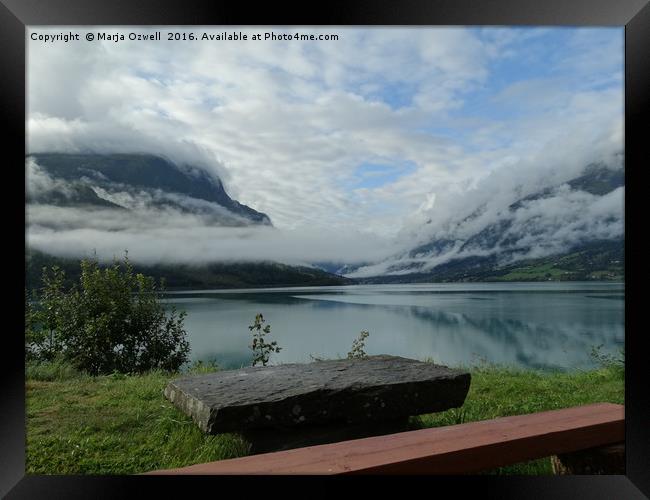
248 313 281 367
26 252 190 375
347 330 370 359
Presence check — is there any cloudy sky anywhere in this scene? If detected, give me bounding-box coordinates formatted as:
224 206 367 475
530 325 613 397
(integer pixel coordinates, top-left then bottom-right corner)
27 27 624 266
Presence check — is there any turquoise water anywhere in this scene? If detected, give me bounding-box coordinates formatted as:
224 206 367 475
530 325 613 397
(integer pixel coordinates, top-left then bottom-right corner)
162 282 624 371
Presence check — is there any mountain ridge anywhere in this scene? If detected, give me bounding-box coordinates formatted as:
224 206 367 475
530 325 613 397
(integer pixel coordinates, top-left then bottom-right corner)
346 161 624 282
27 153 271 226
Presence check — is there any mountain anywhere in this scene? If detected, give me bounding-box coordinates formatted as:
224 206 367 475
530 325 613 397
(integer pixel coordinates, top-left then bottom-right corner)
25 249 355 291
310 261 376 276
27 153 271 226
25 153 358 288
348 161 624 282
356 239 623 283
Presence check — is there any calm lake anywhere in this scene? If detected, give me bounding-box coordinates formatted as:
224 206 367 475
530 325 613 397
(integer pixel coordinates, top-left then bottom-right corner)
162 282 624 371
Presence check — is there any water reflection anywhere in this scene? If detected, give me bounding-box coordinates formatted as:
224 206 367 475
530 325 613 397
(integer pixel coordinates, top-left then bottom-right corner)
163 283 624 372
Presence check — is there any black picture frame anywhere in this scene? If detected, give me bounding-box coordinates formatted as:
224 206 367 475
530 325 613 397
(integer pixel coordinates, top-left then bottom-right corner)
2 0 648 498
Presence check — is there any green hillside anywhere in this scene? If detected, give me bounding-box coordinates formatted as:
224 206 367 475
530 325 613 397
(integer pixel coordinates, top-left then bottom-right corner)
25 250 354 291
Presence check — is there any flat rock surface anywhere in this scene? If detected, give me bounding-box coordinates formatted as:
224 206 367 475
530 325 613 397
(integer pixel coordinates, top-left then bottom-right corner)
164 355 471 434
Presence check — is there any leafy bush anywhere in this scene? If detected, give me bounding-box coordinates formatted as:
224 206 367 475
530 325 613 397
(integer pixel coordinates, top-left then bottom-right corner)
347 330 370 359
26 253 190 375
248 313 281 366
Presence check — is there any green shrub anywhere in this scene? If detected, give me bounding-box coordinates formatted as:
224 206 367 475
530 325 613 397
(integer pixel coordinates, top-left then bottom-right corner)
26 252 190 375
347 330 370 359
248 313 281 366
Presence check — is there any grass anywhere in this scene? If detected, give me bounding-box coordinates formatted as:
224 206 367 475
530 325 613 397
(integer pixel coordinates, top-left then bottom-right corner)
26 358 624 475
412 361 624 474
495 262 571 281
26 360 249 475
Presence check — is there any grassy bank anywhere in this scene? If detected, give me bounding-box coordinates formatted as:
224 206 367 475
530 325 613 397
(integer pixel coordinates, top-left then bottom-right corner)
26 360 624 475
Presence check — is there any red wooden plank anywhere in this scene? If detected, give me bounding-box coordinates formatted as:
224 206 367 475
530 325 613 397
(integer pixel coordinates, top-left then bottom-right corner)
145 402 624 475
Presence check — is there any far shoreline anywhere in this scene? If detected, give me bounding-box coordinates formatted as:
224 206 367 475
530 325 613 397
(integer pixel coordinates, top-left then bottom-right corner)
159 279 625 294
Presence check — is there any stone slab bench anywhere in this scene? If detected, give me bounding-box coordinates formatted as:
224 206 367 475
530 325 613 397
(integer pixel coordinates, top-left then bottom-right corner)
146 402 624 475
164 355 470 451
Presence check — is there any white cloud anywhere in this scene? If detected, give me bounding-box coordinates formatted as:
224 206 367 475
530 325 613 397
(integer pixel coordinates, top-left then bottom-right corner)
26 207 403 266
26 27 624 267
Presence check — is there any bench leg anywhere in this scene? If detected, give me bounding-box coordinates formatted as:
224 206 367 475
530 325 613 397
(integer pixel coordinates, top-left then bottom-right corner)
551 442 625 475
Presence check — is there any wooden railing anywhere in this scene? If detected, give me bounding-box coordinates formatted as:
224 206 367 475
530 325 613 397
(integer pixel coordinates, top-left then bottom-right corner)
144 402 624 475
